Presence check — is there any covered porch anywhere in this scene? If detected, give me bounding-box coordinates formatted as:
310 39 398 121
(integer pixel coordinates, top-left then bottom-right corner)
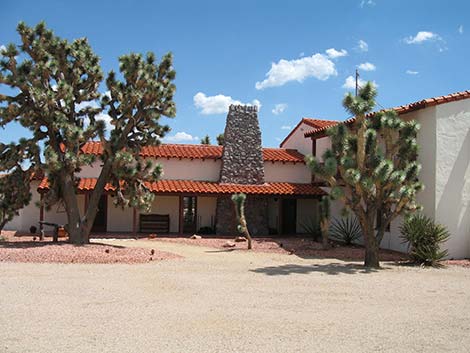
36 178 326 236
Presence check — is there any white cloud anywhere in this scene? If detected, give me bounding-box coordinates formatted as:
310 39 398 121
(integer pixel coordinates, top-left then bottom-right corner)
164 131 198 143
358 62 376 71
299 52 305 57
342 75 377 90
255 53 337 90
272 103 288 115
325 48 348 59
360 0 375 7
458 25 464 34
406 70 419 75
356 40 369 52
281 125 292 130
404 31 440 44
193 92 261 115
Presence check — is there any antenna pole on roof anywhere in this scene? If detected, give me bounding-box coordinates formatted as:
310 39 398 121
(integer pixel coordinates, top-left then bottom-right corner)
355 68 359 97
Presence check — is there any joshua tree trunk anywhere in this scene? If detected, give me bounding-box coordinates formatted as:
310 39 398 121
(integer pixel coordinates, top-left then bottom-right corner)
320 219 330 250
362 222 380 268
241 217 252 250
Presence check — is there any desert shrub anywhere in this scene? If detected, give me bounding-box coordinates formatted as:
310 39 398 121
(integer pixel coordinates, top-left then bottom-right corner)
197 226 214 235
300 219 321 241
329 217 362 245
400 214 450 266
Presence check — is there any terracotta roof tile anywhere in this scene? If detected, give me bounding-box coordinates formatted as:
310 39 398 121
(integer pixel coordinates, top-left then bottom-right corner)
38 177 325 196
279 117 339 147
79 142 305 163
304 89 470 138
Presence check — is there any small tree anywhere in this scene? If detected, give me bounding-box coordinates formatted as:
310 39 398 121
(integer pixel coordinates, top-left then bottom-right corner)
200 135 211 145
231 193 252 249
318 196 331 250
306 83 423 268
0 141 38 231
0 22 176 244
216 133 224 146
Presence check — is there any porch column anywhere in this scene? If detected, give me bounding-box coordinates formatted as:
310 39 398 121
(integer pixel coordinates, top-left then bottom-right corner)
132 207 137 236
178 195 184 234
39 193 44 240
277 197 282 235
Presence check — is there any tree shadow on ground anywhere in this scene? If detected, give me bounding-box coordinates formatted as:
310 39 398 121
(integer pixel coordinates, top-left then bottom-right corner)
250 262 384 276
0 240 126 249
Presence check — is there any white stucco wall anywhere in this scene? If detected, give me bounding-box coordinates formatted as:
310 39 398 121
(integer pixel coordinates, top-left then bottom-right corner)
107 196 134 232
315 136 332 161
156 158 221 181
433 100 470 258
280 122 314 156
197 196 217 230
264 162 311 183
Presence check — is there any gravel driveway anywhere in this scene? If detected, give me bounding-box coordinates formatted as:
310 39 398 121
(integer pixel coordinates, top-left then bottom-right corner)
1 239 469 353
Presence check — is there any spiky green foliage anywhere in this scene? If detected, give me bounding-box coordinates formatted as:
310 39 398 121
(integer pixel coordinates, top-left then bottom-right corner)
0 169 32 230
329 217 362 245
231 193 252 249
216 133 224 146
0 22 176 244
0 141 39 231
306 82 423 267
400 214 450 266
200 135 211 145
299 219 321 241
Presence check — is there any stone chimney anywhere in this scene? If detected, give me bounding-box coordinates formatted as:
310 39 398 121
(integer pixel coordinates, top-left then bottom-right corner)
219 105 265 184
215 105 269 236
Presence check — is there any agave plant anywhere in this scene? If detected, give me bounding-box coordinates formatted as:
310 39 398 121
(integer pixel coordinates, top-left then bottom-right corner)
329 217 362 245
299 219 321 241
400 214 450 266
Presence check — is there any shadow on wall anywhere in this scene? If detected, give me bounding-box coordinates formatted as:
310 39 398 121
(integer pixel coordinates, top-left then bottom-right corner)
249 263 381 276
436 130 470 256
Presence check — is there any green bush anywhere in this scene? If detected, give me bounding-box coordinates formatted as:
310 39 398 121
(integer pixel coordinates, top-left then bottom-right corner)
329 217 362 245
299 220 321 241
400 214 450 266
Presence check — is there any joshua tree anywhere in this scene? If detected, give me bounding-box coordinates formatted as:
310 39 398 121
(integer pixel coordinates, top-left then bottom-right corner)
319 196 331 250
216 133 224 146
306 82 423 268
200 135 211 145
0 22 176 244
231 193 252 249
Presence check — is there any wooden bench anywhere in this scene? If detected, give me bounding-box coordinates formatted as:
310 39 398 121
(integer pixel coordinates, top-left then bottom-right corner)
139 214 170 234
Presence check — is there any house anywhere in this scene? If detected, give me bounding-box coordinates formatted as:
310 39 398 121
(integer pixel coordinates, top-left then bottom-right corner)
6 105 325 237
6 90 470 259
288 90 470 259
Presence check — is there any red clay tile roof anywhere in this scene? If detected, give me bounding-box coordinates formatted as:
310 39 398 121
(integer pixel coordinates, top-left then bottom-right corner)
304 89 470 138
79 142 305 163
279 117 339 147
37 177 326 196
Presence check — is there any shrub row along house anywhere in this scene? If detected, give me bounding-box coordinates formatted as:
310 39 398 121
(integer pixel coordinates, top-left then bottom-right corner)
6 90 470 259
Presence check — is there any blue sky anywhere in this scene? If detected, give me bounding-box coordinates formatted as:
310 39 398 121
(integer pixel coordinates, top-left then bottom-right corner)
1 0 469 147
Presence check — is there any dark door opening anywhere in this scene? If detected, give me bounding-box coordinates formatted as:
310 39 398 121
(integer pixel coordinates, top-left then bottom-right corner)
91 194 107 232
182 196 197 234
281 198 297 234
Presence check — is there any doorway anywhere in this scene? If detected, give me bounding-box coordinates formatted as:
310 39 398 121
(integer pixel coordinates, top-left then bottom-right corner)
281 198 297 234
182 196 197 233
91 194 107 232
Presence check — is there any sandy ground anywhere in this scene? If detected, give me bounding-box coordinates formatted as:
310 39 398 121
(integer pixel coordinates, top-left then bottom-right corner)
1 239 469 353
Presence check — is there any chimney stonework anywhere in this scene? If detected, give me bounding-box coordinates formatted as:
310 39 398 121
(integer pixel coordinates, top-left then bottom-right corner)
215 105 269 236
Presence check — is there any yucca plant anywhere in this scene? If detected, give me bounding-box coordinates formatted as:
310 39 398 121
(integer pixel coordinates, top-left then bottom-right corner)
232 193 252 249
329 217 362 245
400 214 450 266
299 219 321 241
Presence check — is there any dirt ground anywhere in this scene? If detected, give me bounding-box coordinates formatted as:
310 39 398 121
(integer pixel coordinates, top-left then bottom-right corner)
1 239 469 353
